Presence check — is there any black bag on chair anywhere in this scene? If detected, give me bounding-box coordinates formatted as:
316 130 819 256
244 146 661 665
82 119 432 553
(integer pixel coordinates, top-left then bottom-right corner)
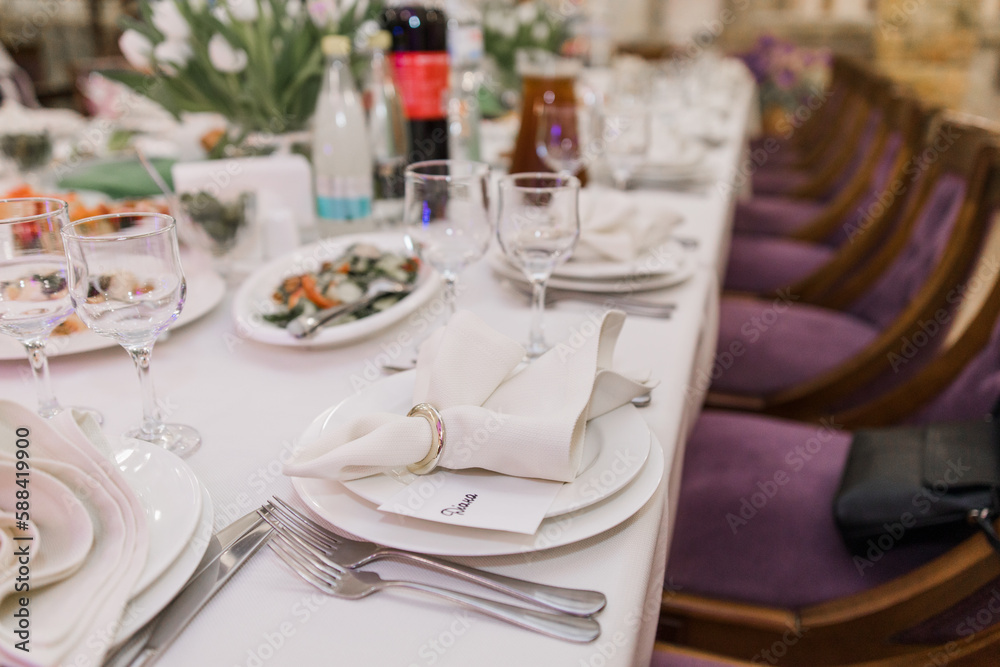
833 420 1000 555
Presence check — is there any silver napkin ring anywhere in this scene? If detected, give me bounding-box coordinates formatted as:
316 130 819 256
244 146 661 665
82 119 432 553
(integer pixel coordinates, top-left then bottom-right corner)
407 403 445 475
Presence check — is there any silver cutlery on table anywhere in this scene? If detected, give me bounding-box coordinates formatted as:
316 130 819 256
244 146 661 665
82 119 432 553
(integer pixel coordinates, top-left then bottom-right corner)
261 507 601 643
103 510 273 667
264 498 606 616
286 278 415 339
507 282 676 319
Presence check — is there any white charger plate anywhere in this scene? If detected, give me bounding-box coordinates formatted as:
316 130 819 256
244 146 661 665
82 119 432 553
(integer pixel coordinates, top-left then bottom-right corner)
116 482 213 643
491 251 696 293
296 370 651 519
116 439 203 596
231 233 441 348
292 433 663 557
552 237 688 281
0 258 226 360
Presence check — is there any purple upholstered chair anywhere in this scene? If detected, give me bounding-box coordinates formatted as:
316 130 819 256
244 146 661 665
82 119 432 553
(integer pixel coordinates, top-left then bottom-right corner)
707 118 998 415
661 157 1000 663
661 308 1000 661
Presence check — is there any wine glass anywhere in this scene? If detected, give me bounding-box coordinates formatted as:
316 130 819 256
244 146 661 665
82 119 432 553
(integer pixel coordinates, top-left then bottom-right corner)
598 105 650 190
61 212 201 457
534 102 593 177
403 160 492 319
496 173 580 359
0 197 78 418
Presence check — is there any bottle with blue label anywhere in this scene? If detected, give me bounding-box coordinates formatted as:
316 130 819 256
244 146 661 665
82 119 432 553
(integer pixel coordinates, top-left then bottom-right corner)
313 35 374 236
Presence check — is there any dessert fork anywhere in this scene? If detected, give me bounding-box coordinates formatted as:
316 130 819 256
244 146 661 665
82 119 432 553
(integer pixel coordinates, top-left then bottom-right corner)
264 511 601 643
264 498 606 616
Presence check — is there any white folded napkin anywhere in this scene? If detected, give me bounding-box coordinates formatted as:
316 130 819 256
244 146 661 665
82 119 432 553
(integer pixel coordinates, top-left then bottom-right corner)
0 402 147 667
284 309 655 484
573 190 681 263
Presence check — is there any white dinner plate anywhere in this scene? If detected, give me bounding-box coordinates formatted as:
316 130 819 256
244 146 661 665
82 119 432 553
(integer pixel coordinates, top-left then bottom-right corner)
296 370 651 519
552 237 688 281
491 250 696 293
231 233 441 348
292 433 663 557
115 439 203 596
115 482 214 643
0 257 226 360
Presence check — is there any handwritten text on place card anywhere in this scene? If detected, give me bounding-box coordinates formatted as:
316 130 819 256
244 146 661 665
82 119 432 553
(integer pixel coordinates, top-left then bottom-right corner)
378 469 563 535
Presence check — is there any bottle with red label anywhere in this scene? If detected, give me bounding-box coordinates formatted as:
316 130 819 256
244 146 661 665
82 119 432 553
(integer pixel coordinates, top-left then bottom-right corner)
380 0 450 163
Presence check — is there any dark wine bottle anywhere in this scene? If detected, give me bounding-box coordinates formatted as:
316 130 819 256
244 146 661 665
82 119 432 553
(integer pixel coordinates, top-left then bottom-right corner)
380 2 450 163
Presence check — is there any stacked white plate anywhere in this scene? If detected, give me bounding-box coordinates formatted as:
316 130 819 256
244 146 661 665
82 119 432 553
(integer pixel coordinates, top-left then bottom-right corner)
291 371 664 557
0 402 212 665
113 439 214 643
491 235 695 295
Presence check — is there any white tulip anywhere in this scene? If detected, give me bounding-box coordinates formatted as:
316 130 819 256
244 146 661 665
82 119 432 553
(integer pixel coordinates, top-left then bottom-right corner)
225 0 260 22
187 0 207 9
208 34 248 73
151 2 191 41
119 30 153 71
285 0 303 19
499 15 517 37
531 21 549 42
307 0 339 27
516 2 537 24
352 0 370 22
154 39 192 75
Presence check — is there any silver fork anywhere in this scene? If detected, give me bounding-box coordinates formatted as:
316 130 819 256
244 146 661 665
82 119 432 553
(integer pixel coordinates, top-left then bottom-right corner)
265 497 606 616
262 509 601 643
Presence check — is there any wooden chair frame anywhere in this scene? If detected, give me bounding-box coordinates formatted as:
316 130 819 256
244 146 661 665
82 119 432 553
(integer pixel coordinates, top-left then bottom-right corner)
707 118 1000 425
662 144 1000 666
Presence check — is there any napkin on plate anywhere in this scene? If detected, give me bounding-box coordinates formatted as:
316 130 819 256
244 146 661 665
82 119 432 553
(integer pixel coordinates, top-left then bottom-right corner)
572 190 682 263
0 402 148 667
284 309 656 484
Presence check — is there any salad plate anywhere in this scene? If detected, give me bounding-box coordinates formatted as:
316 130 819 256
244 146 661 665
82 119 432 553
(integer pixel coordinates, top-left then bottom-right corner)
0 255 226 360
115 438 204 596
231 233 440 348
115 481 213 643
491 249 696 293
295 370 651 518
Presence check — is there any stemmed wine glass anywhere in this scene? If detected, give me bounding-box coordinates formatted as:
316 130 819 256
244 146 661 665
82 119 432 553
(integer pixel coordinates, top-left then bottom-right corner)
534 102 593 177
496 173 580 359
0 198 82 418
598 105 650 190
61 212 201 457
403 160 492 319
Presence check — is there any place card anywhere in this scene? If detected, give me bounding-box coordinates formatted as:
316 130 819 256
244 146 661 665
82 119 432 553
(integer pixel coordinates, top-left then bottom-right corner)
378 469 563 534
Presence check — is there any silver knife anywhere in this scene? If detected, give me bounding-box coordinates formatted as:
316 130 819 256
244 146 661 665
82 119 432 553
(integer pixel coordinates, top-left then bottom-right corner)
104 511 273 667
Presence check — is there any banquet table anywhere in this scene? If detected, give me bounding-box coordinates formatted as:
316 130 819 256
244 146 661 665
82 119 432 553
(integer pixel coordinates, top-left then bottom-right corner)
0 62 756 667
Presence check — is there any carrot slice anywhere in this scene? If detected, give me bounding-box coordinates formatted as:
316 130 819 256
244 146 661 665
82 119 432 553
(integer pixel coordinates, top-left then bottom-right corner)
301 274 338 309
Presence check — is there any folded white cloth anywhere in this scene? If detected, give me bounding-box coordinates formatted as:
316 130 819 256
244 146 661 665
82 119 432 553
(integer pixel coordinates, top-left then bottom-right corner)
0 402 147 667
284 310 655 483
572 190 680 263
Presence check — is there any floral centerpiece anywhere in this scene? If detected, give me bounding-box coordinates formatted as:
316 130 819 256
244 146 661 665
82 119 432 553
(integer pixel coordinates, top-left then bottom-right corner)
738 34 831 136
481 0 572 112
108 0 381 150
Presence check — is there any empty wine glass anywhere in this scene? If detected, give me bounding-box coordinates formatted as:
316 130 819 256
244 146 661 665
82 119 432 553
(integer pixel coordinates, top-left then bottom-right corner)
61 212 201 457
0 198 77 418
403 160 492 319
534 102 593 177
599 106 650 190
496 173 580 359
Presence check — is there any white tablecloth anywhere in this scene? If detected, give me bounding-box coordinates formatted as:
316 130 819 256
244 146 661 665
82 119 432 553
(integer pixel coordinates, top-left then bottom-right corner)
0 64 756 667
